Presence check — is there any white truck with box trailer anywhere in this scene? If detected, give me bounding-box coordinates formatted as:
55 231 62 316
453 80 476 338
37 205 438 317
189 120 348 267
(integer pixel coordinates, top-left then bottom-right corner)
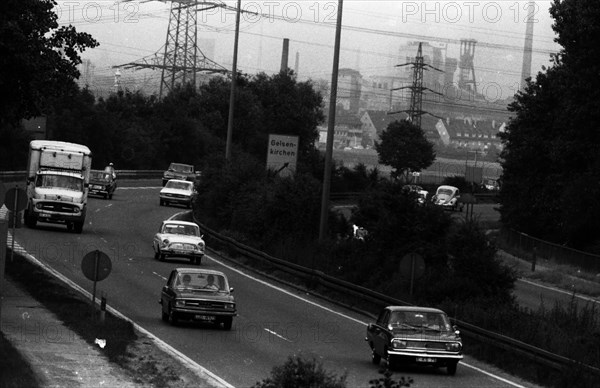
24 140 92 233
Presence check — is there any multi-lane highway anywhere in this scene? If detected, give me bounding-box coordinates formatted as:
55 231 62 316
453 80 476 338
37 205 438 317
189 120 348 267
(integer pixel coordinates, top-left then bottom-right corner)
13 180 544 387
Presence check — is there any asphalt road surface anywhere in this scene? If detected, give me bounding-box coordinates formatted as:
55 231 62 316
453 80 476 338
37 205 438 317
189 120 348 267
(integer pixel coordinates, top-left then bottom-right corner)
11 180 545 388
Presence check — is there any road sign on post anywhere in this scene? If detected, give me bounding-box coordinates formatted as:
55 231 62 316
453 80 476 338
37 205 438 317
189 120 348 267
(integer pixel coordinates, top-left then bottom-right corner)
399 252 425 296
3 186 27 262
81 250 112 319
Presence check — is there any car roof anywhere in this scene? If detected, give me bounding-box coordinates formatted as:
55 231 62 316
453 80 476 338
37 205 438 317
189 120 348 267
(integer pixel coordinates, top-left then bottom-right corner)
161 220 198 227
170 163 193 167
437 185 458 190
165 179 192 184
174 268 227 277
385 306 446 314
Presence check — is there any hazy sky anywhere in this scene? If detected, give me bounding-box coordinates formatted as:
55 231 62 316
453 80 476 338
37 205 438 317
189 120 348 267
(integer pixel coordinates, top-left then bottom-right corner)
56 1 561 99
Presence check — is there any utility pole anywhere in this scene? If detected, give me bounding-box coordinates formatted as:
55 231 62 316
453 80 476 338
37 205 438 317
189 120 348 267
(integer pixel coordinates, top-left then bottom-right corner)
225 0 241 161
318 0 344 242
390 42 443 129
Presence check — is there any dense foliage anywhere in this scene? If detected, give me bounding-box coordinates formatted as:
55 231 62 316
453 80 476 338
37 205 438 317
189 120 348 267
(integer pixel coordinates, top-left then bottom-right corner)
499 0 600 250
375 120 436 181
0 0 98 126
252 356 347 388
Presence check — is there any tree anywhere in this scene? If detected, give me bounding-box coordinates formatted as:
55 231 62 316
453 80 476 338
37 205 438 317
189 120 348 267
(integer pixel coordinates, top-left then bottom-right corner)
499 0 600 249
375 120 435 181
252 356 346 388
0 0 98 125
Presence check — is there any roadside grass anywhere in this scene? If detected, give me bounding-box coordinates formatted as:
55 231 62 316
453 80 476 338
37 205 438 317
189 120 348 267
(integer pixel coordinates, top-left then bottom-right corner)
0 331 42 388
4 250 206 388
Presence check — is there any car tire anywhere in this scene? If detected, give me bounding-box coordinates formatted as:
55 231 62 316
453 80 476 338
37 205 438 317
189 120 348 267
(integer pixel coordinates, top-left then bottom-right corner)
108 193 113 200
447 361 458 376
159 199 163 206
371 347 381 365
66 222 74 232
154 250 160 261
385 348 398 370
25 209 37 228
161 306 169 322
104 193 108 199
222 317 233 331
168 304 178 326
74 222 84 234
159 253 166 262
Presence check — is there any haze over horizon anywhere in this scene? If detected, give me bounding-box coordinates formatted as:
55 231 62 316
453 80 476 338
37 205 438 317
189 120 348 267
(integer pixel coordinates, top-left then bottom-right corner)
57 1 561 102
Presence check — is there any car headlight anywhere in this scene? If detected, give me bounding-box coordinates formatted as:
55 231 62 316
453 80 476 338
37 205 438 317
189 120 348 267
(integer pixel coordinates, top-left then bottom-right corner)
73 207 80 214
391 339 407 349
175 299 186 307
224 303 235 310
36 203 43 209
445 342 462 352
197 243 205 251
162 239 170 247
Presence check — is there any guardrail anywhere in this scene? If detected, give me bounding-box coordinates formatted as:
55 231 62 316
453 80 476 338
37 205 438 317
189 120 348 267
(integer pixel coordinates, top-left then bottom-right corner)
0 170 163 183
193 213 600 379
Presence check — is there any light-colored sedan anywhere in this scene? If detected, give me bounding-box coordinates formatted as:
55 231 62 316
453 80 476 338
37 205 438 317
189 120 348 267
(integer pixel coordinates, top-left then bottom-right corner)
159 179 194 208
153 220 205 265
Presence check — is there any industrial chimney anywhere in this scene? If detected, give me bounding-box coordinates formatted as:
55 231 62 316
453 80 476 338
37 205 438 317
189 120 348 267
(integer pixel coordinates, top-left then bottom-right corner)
280 38 289 73
520 2 535 90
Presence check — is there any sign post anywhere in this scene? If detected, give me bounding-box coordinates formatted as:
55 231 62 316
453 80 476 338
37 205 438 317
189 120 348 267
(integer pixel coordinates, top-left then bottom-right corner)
81 250 112 320
266 134 299 178
0 219 7 322
399 252 425 296
4 186 28 262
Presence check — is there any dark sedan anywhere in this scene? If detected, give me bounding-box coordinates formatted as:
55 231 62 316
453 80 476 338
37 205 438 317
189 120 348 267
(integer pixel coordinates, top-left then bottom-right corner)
160 268 236 330
89 169 117 199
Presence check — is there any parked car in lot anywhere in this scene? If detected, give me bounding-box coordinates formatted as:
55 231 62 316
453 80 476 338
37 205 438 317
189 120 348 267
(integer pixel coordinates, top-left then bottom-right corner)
89 169 117 199
160 267 236 329
432 185 463 211
402 184 429 205
366 306 463 375
159 179 194 208
153 220 205 265
162 162 200 186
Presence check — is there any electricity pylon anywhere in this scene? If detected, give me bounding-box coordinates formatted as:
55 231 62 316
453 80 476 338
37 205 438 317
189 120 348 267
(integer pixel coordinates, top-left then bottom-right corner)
114 1 228 98
390 42 443 129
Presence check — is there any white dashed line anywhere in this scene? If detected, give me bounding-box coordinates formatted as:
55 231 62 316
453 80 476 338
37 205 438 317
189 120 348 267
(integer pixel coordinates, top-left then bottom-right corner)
264 328 292 342
153 272 167 281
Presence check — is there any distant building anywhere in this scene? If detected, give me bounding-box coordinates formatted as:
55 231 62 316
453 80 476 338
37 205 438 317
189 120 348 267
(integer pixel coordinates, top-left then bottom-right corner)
337 68 362 114
437 116 505 153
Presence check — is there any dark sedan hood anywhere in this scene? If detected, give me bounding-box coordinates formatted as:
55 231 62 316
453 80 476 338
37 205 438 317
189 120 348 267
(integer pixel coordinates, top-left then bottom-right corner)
391 330 458 341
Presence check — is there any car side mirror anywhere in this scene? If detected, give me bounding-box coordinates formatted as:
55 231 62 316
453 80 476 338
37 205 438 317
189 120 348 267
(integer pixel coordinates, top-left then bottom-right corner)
229 287 234 293
162 286 169 293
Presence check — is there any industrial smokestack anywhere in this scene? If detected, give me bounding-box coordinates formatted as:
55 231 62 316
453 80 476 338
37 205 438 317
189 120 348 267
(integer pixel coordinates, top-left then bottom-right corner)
280 38 289 73
520 3 535 90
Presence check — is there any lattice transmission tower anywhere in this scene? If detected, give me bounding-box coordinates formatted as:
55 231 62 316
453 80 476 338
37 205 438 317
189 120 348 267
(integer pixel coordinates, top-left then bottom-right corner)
115 1 228 97
391 42 442 129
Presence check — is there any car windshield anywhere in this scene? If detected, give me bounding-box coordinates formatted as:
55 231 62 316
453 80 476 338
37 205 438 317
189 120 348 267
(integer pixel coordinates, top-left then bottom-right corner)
91 172 110 181
165 181 192 190
170 164 193 173
162 224 199 236
437 188 454 196
36 174 83 191
176 272 227 292
389 311 452 332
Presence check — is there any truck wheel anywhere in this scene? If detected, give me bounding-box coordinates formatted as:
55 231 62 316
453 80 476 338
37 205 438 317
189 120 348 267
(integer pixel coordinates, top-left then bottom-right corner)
447 361 458 375
222 317 233 330
66 222 74 231
74 222 84 234
108 193 113 200
25 210 37 228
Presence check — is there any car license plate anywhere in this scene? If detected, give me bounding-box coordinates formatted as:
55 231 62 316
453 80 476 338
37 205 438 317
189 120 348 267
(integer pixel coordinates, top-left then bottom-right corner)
416 357 437 363
39 213 51 218
194 315 215 321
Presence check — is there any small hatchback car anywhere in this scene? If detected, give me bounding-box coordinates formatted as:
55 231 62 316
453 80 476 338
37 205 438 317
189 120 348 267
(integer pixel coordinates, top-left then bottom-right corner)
366 306 463 375
160 268 236 329
153 220 205 265
432 185 463 212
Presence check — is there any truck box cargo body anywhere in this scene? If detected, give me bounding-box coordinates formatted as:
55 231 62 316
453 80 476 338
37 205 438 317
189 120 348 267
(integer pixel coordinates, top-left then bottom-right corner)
25 140 92 233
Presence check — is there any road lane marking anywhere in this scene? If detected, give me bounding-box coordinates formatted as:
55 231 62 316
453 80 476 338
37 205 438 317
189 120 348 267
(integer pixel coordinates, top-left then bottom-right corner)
4 232 233 388
204 252 533 387
518 278 599 304
264 328 292 342
153 272 168 281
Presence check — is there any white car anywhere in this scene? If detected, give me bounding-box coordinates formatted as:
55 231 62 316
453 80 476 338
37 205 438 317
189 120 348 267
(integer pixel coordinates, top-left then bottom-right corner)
159 179 194 208
432 185 464 212
153 220 205 265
